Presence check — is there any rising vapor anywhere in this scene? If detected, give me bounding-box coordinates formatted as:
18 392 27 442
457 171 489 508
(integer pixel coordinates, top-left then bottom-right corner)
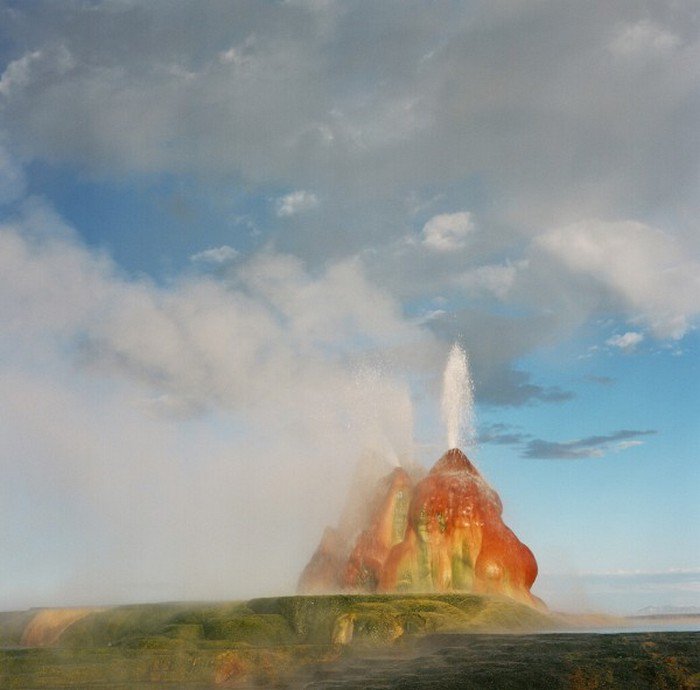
0 206 436 609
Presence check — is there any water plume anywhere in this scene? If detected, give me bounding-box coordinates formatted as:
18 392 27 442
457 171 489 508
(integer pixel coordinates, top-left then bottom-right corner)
441 343 475 450
348 362 415 468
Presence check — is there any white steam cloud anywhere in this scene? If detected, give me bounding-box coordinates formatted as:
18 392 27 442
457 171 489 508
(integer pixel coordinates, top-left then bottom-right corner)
0 201 429 609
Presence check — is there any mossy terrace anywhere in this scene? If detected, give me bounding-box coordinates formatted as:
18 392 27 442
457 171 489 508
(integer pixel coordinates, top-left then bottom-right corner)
2 593 553 648
0 593 553 687
3 595 697 688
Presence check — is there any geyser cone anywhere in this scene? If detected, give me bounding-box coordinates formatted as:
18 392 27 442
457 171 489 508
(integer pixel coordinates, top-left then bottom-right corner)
430 447 480 475
299 447 543 609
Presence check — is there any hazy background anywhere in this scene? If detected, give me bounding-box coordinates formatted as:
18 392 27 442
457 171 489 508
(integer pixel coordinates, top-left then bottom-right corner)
0 0 698 615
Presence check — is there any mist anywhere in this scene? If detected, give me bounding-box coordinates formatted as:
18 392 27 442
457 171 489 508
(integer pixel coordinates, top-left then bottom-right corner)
0 203 437 609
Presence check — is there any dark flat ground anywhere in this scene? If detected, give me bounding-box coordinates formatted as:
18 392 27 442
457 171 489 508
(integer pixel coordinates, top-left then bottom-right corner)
1 631 698 689
300 631 700 689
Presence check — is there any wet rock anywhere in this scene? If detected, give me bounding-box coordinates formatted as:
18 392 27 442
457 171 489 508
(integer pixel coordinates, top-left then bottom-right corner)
299 448 541 607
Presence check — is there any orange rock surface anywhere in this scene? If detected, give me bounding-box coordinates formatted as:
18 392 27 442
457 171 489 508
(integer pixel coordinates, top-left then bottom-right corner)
298 448 541 607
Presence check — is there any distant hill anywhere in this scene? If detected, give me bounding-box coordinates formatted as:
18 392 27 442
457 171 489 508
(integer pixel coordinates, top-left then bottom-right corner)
634 605 700 617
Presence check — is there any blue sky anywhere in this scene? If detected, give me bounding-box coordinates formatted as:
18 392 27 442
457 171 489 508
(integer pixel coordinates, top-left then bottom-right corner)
0 1 698 615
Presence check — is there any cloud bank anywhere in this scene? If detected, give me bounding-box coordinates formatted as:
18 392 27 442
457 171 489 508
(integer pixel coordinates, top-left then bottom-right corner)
0 0 697 372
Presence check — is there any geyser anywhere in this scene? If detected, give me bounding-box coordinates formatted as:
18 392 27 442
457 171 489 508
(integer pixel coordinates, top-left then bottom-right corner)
298 344 541 608
298 447 540 607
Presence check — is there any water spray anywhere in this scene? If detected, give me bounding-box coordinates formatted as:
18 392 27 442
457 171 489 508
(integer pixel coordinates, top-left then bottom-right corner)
441 343 476 451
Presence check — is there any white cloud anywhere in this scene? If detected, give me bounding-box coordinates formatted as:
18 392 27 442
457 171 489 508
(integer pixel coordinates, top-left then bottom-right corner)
422 212 475 252
537 220 700 339
456 261 525 299
218 35 257 69
0 146 25 204
616 440 644 450
606 331 644 351
610 20 681 58
0 45 74 98
0 1 696 260
0 49 43 97
416 308 447 325
276 190 319 217
189 245 239 264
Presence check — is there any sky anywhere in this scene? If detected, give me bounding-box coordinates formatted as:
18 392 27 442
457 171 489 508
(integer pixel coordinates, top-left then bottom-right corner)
0 0 698 616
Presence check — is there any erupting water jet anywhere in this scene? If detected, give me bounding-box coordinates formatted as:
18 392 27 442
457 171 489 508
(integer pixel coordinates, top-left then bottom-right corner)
298 344 542 608
441 343 475 451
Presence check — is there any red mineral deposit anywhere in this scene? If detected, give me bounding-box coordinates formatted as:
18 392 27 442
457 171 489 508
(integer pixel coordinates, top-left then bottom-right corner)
298 448 542 608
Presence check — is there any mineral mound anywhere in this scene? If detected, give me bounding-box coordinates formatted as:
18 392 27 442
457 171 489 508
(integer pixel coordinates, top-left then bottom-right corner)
299 448 541 607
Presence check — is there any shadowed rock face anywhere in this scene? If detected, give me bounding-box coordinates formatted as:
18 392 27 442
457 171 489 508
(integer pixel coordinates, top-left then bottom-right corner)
296 526 348 594
344 467 413 591
297 467 413 595
20 608 98 647
298 449 541 607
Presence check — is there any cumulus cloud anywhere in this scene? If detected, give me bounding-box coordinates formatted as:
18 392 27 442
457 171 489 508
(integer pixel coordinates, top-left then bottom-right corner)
456 261 524 299
189 245 239 264
0 45 74 98
218 35 257 68
0 206 430 608
422 212 475 251
606 331 644 351
0 1 697 270
0 145 25 204
276 190 319 217
537 220 700 339
610 20 681 58
0 49 42 97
